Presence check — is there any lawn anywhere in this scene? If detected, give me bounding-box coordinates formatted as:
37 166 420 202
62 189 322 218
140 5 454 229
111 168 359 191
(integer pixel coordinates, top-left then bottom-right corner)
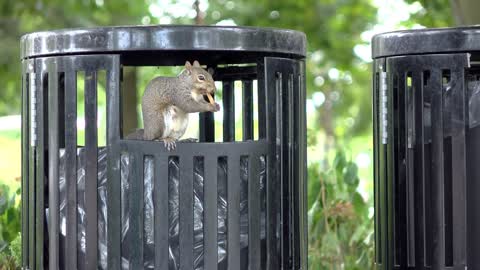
0 129 21 191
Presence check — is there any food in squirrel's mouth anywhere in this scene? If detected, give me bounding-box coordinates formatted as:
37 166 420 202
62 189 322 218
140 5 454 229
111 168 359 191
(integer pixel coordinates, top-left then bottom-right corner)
203 93 215 105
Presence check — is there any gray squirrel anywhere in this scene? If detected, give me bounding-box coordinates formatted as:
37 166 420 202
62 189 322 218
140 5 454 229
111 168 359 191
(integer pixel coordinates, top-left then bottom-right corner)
126 60 220 150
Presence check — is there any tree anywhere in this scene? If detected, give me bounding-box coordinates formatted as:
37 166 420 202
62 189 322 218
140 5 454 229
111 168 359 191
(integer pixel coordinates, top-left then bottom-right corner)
0 0 150 122
404 0 454 27
407 0 480 26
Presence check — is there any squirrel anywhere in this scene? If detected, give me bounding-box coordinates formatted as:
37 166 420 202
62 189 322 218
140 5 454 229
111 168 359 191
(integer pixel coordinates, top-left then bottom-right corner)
126 60 220 150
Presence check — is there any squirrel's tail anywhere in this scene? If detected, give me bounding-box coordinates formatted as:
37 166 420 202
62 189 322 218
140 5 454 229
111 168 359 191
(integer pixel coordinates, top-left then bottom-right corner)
125 129 144 140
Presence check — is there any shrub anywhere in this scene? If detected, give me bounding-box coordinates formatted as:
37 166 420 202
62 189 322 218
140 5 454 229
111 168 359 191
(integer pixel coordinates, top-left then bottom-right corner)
308 150 374 269
0 184 20 270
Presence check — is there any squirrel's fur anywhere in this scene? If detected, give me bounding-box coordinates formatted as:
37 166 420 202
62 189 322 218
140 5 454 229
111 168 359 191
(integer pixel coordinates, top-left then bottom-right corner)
126 61 219 150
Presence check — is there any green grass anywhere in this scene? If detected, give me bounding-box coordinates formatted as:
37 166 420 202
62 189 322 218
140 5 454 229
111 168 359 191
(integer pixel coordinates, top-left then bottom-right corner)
0 130 20 141
0 129 21 191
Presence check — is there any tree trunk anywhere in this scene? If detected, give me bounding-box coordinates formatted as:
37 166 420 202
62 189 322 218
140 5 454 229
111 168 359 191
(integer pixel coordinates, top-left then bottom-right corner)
122 67 139 137
194 0 204 25
451 0 480 25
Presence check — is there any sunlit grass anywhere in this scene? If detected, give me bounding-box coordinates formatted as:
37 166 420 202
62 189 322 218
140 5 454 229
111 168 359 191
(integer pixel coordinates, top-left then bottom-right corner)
0 129 21 191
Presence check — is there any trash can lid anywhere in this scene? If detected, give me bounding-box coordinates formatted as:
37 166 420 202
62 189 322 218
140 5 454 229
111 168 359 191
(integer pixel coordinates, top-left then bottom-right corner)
372 26 480 58
21 25 306 60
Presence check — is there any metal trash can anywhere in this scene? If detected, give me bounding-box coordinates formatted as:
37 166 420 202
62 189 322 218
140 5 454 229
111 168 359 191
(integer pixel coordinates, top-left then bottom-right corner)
20 26 307 270
371 26 480 269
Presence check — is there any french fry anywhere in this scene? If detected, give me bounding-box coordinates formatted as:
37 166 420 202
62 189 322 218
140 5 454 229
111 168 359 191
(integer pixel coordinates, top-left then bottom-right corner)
206 93 215 105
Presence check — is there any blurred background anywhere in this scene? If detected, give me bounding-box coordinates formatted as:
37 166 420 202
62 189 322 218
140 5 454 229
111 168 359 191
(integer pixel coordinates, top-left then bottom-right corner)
0 0 472 269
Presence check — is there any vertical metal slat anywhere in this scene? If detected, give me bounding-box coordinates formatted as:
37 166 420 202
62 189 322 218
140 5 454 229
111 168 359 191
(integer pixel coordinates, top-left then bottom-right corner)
423 70 433 268
154 155 169 270
405 72 416 266
373 69 380 266
442 70 454 267
28 70 36 270
276 71 289 269
248 155 261 270
257 61 266 140
21 62 30 269
65 66 78 270
85 69 98 270
430 69 446 269
386 63 395 269
289 71 300 269
450 68 467 266
393 71 406 267
129 152 144 269
48 62 60 270
227 155 240 270
106 55 121 270
297 61 308 270
179 156 194 270
35 64 45 270
413 71 426 267
58 74 66 149
264 58 279 270
204 156 218 270
199 111 215 142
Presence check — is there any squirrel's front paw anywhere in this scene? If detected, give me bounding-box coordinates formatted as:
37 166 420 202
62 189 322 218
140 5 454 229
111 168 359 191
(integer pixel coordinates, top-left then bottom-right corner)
163 138 177 151
213 102 220 112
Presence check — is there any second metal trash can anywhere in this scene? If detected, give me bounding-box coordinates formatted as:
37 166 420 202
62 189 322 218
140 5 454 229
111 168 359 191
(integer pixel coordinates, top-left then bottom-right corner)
371 26 480 269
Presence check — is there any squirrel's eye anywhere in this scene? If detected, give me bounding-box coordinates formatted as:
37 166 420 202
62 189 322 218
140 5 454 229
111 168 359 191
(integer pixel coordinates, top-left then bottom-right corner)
198 75 205 81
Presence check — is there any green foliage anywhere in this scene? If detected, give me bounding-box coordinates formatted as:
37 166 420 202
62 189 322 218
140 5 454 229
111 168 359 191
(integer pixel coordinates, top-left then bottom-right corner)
8 235 21 268
0 253 18 270
0 184 21 270
0 0 151 116
404 0 453 27
0 131 20 141
0 233 21 270
308 150 374 269
0 185 20 252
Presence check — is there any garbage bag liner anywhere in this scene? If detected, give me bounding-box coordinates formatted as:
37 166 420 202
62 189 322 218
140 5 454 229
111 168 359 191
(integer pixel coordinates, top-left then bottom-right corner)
58 147 266 270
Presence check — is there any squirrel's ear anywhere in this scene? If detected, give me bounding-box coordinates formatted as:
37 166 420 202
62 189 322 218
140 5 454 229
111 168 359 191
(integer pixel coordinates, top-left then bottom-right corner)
185 61 192 70
207 67 215 76
193 60 200 67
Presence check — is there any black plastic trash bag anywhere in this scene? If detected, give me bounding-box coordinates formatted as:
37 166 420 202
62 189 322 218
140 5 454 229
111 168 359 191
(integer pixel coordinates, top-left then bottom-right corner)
58 147 266 270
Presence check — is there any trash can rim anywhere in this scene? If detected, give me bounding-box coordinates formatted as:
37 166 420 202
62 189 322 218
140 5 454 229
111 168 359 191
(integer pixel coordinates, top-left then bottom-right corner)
20 24 307 59
372 25 480 58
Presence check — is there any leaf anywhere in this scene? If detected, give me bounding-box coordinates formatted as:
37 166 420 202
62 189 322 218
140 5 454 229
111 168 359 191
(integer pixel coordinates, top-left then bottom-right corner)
307 200 321 230
320 232 339 258
343 162 359 187
6 208 16 224
333 150 347 174
350 223 367 245
307 164 321 208
352 192 367 218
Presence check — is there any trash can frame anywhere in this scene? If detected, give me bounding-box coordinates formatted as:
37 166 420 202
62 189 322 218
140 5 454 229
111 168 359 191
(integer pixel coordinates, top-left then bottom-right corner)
20 26 307 270
371 27 480 270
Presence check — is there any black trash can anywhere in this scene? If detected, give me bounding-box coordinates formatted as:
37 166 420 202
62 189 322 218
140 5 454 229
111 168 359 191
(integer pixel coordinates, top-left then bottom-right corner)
20 25 307 270
371 26 480 269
